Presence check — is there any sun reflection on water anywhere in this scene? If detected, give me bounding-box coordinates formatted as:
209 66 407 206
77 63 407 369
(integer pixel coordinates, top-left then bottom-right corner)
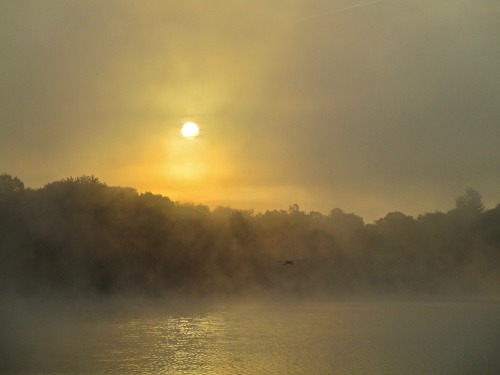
83 300 500 375
96 312 230 374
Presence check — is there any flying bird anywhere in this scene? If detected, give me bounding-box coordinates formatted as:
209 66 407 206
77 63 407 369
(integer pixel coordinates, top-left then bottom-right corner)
275 259 307 266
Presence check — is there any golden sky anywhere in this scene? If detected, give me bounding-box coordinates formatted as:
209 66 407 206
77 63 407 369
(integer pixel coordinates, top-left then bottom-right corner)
1 0 500 221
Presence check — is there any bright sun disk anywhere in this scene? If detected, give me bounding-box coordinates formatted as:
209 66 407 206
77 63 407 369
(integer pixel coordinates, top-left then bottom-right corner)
181 122 199 138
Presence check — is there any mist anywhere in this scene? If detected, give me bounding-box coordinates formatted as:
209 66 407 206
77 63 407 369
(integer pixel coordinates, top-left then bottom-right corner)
2 0 500 372
2 0 500 222
1 173 499 298
1 293 499 374
1 173 499 373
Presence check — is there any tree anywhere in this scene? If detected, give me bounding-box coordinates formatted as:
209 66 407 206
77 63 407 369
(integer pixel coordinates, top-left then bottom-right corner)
44 175 106 189
328 208 364 233
0 174 24 193
455 188 485 215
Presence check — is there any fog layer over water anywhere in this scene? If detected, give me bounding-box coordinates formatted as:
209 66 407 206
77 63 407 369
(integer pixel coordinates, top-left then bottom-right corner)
1 176 499 297
1 175 499 373
1 295 499 375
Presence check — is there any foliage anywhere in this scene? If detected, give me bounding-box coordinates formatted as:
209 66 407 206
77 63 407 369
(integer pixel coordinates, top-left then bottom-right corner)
0 175 498 296
0 174 24 194
454 188 485 215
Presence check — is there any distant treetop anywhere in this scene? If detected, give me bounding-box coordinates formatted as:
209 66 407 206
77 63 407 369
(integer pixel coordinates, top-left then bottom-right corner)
455 187 485 215
0 174 25 193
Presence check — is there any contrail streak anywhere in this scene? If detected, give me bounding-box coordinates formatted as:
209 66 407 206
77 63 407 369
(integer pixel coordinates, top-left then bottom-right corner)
299 0 386 22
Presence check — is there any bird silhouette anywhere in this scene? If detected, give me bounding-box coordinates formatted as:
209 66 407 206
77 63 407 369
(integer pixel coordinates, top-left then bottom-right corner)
275 258 307 266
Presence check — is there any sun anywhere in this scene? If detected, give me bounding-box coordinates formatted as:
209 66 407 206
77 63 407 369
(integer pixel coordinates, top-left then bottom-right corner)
181 122 200 138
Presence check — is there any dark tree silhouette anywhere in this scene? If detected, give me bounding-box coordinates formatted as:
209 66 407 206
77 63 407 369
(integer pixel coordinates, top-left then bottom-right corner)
0 174 24 193
0 175 498 296
455 188 485 215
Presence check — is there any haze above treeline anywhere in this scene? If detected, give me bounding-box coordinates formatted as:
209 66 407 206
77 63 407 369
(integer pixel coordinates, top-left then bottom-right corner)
0 174 498 297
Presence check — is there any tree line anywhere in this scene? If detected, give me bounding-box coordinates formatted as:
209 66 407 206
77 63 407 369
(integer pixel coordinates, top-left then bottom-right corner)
0 174 498 296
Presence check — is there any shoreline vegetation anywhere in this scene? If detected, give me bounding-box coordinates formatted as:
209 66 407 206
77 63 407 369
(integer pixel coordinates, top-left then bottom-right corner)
0 174 498 297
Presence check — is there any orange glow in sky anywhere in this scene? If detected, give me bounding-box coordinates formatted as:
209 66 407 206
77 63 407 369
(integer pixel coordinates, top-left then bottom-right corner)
1 1 500 221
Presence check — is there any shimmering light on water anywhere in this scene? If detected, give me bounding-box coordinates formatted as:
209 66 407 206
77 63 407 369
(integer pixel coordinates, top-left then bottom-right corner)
2 298 499 374
96 314 229 374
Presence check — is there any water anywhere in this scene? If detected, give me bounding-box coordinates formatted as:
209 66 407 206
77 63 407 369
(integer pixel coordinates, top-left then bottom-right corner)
2 296 499 374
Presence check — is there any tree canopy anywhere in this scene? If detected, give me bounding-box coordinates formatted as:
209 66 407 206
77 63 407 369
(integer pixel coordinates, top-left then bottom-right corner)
0 175 498 296
455 187 485 215
0 174 24 194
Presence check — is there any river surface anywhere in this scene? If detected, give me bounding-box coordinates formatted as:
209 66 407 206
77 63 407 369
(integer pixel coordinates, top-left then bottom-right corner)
1 296 499 374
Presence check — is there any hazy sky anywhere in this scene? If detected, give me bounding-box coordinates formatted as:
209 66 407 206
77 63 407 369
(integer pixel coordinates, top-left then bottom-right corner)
1 0 499 221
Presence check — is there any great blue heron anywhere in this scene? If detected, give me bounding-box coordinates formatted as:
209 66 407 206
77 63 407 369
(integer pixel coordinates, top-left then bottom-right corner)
275 259 307 266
